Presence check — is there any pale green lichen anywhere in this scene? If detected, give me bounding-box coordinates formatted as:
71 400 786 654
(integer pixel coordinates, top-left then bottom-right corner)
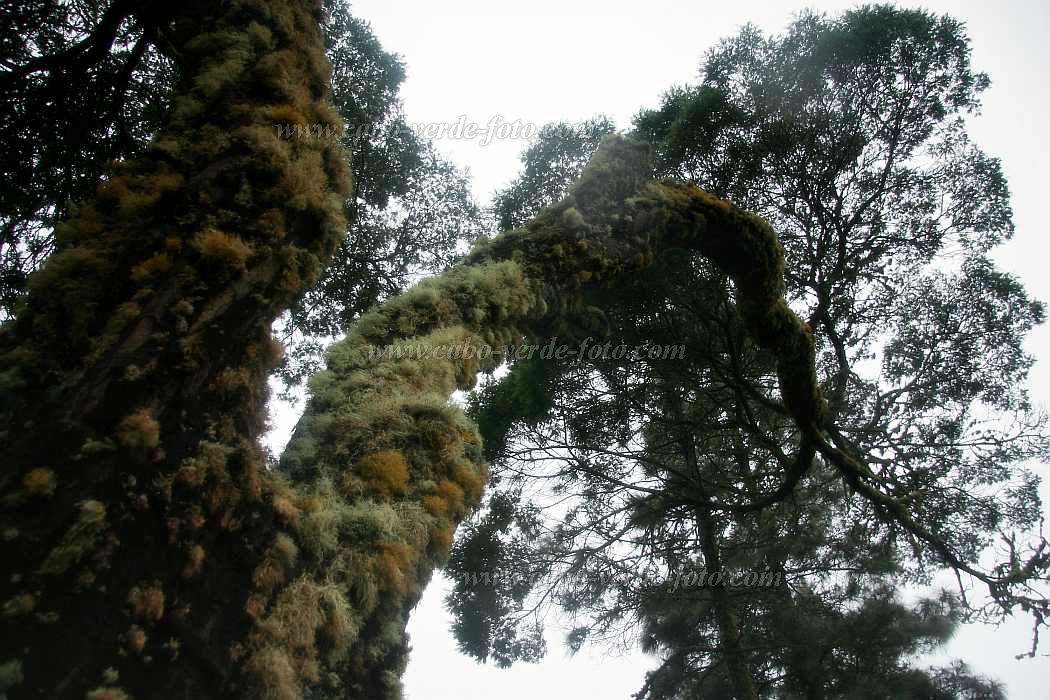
116 408 161 453
38 500 108 576
0 659 23 693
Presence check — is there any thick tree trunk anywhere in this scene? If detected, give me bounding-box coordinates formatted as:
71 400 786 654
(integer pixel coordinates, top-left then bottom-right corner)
0 0 349 697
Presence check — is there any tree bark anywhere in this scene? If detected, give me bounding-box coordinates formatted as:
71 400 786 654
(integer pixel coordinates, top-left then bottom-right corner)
0 0 349 697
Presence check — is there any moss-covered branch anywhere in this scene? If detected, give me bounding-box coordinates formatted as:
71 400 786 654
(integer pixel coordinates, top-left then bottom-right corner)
275 136 825 698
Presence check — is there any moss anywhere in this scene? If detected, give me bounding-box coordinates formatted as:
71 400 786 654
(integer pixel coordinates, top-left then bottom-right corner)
168 632 189 659
80 437 117 456
561 206 586 229
2 593 36 617
22 467 57 497
116 408 160 453
194 46 250 97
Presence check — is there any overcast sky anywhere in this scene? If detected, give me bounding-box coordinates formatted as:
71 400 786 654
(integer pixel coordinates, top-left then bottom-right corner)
274 1 1050 697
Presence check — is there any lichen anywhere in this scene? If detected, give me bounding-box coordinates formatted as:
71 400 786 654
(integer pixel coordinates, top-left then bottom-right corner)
22 467 56 497
127 583 165 622
0 659 23 693
38 500 108 576
85 687 133 700
116 408 161 453
192 229 254 270
355 451 410 498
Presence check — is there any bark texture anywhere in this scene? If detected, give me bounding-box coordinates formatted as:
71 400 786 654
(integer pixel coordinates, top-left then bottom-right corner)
0 0 350 696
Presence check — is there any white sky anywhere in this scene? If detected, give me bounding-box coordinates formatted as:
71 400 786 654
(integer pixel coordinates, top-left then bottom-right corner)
276 1 1050 697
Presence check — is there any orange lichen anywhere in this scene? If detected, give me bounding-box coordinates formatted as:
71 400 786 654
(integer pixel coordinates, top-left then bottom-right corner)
272 494 301 528
193 228 253 269
22 468 57 497
85 688 133 700
130 253 172 283
436 480 466 514
451 461 486 502
116 408 160 453
374 541 415 594
356 450 410 497
245 595 267 620
245 646 298 700
128 584 165 623
126 625 147 654
183 544 206 579
213 367 253 395
252 557 286 595
429 526 454 555
421 495 448 518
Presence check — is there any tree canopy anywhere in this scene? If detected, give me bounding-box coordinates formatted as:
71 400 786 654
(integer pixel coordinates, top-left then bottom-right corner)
450 6 1046 699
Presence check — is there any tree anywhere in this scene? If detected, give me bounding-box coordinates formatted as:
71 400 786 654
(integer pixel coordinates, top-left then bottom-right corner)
447 6 1048 698
633 5 1048 634
0 3 1045 700
454 251 1008 698
0 0 353 696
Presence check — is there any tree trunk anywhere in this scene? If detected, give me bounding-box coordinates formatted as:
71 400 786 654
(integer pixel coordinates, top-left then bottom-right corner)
0 0 349 696
695 504 759 700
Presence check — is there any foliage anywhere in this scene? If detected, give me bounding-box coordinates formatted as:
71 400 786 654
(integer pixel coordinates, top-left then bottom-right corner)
449 7 1049 698
491 117 617 232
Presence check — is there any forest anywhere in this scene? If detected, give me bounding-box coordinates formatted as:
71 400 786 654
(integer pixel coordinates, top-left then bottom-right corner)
0 1 1047 698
